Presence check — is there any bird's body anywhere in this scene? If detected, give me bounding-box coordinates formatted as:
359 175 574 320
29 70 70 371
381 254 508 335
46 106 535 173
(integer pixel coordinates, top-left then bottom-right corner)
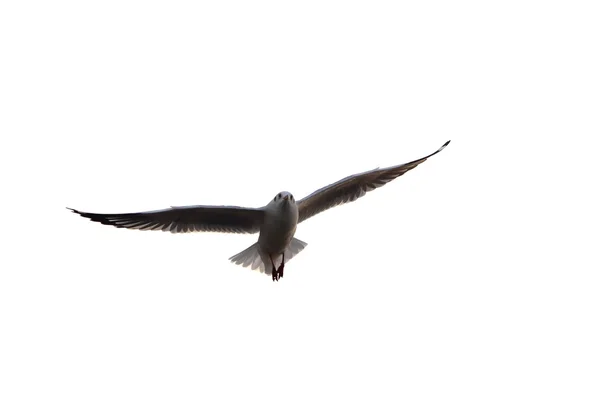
235 191 304 280
259 192 298 255
69 141 450 280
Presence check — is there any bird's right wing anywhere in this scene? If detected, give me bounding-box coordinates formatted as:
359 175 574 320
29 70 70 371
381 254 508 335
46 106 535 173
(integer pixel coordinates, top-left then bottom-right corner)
297 141 450 223
68 205 265 234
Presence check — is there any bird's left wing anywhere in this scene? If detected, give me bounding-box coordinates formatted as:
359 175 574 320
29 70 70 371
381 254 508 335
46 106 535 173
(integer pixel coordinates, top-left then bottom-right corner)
68 205 265 234
297 141 450 223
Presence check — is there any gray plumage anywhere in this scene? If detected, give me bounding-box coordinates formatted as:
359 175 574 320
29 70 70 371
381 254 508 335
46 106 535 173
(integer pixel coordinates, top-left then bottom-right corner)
69 141 450 280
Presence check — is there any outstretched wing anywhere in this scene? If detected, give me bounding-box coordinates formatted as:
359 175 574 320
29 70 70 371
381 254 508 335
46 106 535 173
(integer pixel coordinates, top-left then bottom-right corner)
297 141 450 223
68 204 265 234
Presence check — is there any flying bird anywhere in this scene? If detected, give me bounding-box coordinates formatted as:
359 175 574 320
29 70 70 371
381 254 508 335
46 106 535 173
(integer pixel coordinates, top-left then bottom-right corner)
69 141 450 281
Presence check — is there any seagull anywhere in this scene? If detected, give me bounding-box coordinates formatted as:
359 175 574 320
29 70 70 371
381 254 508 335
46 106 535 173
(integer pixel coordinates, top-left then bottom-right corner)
69 141 450 281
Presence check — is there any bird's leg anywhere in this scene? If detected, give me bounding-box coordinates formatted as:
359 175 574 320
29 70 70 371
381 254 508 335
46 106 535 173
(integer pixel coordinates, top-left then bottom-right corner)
276 252 285 278
269 254 278 281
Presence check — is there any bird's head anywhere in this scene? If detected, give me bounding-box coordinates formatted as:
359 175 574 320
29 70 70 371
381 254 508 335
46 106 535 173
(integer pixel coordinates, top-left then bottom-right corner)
272 191 295 206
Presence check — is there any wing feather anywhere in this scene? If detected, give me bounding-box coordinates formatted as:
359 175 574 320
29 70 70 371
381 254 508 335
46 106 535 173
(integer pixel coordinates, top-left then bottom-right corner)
68 204 265 234
297 141 450 223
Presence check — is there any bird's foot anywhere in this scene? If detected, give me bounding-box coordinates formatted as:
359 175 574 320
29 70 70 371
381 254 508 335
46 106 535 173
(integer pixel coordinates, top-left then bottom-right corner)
271 266 284 281
270 253 284 282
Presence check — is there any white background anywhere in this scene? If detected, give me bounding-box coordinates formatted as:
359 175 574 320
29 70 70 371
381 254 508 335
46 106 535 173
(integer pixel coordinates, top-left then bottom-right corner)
1 1 599 416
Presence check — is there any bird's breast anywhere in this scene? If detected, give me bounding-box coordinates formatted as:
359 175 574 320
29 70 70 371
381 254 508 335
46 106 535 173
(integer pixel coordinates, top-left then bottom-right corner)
258 203 299 253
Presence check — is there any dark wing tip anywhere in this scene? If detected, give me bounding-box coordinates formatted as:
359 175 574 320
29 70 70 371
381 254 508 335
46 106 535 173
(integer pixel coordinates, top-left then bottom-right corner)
67 207 105 222
438 140 450 152
426 140 450 159
67 207 86 216
67 207 130 229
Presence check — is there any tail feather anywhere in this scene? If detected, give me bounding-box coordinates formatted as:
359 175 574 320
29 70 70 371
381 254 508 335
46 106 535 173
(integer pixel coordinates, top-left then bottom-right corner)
229 242 266 273
229 238 308 275
284 237 308 263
